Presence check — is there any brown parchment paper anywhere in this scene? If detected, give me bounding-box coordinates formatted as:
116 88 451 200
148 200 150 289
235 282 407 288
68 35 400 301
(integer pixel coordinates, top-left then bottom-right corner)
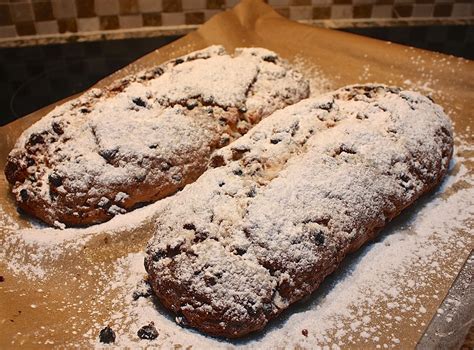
0 0 473 348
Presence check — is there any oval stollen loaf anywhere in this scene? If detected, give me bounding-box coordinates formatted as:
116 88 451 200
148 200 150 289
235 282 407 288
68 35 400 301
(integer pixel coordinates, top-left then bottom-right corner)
4 45 309 227
144 84 453 338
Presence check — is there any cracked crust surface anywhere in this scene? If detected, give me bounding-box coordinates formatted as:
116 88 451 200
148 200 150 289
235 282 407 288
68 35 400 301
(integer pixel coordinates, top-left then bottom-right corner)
144 84 453 338
4 45 309 227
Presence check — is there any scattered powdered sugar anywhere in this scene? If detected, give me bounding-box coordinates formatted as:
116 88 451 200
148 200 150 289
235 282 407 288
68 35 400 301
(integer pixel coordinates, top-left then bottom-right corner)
292 55 334 97
0 195 170 278
83 160 473 348
0 47 472 347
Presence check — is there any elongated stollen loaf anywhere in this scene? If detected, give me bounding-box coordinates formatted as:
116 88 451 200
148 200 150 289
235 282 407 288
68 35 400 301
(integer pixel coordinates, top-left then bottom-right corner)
144 84 453 338
4 46 309 227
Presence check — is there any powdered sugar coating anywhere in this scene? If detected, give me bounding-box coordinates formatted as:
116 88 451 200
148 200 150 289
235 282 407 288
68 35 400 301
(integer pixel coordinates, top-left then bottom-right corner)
145 84 453 338
5 45 309 226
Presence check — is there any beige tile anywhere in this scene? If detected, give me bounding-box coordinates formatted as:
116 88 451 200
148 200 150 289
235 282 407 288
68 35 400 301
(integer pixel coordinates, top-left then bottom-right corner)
77 17 101 31
412 4 434 17
371 4 392 17
289 5 312 19
52 0 77 19
35 20 59 34
95 0 120 16
138 0 163 13
451 3 471 16
161 12 185 25
331 4 353 18
10 3 34 22
119 14 143 27
203 8 221 20
182 0 206 10
0 25 17 38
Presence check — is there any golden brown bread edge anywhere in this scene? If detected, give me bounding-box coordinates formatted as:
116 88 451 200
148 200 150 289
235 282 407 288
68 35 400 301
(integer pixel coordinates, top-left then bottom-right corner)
4 46 309 227
144 84 453 338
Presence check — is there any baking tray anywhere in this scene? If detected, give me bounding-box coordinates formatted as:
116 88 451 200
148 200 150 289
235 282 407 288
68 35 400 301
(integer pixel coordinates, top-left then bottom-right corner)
0 0 473 348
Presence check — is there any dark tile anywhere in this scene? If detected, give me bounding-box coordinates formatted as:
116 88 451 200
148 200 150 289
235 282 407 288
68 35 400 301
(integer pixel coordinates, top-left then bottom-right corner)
99 15 119 29
58 18 77 32
415 0 434 3
76 0 95 18
433 3 452 17
313 6 331 19
207 0 225 9
0 5 12 25
185 12 204 24
290 0 311 5
333 0 352 4
163 0 182 12
142 12 161 26
16 22 36 36
393 5 413 17
33 1 54 21
354 4 372 18
375 0 394 4
119 0 139 14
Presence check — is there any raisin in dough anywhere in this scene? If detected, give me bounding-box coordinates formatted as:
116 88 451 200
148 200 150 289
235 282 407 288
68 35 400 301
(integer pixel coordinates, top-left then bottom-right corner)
145 84 453 338
4 46 309 227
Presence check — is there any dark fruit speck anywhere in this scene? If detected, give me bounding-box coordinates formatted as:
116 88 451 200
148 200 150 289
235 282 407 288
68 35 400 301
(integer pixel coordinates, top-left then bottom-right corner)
28 133 44 146
183 223 196 231
52 122 64 135
48 173 63 187
263 55 277 63
313 231 325 246
302 329 308 337
159 161 171 171
20 189 29 202
233 168 243 176
270 137 281 144
137 323 158 340
99 326 116 344
132 280 152 301
99 149 118 162
132 97 147 108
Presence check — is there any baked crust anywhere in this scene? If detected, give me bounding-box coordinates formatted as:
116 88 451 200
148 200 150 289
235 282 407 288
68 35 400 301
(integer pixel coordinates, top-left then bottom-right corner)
144 84 453 338
4 46 309 227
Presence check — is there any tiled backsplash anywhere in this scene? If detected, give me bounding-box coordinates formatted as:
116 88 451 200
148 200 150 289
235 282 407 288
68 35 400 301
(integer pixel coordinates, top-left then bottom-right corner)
0 0 473 44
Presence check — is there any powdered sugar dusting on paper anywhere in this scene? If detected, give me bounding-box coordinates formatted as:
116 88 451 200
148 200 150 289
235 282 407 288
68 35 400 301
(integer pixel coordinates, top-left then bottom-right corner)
293 55 333 97
83 161 473 348
0 195 171 278
0 48 472 347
